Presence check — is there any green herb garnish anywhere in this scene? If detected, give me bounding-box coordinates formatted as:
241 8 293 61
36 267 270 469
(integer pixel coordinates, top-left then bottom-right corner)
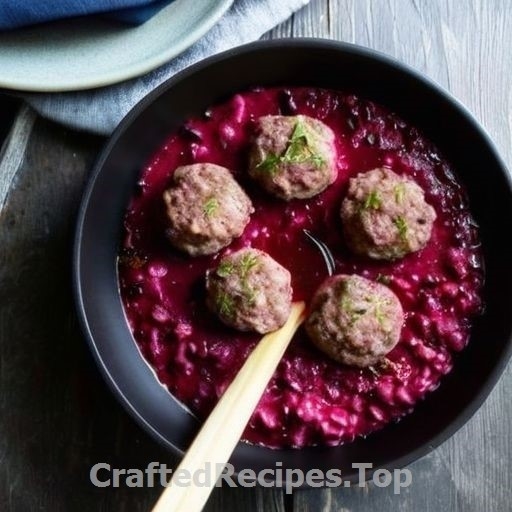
340 295 353 311
256 120 325 175
238 252 259 278
216 292 235 318
216 251 259 280
283 121 325 166
394 183 406 204
203 197 219 217
394 216 408 241
215 251 260 311
289 119 309 140
256 153 282 174
282 122 310 160
216 260 235 278
373 297 392 332
238 253 260 305
242 284 258 305
374 300 386 326
363 190 381 210
340 295 367 325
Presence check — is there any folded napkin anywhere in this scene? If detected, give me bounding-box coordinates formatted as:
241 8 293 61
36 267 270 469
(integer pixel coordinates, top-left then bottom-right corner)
108 0 173 24
0 0 172 30
23 0 310 135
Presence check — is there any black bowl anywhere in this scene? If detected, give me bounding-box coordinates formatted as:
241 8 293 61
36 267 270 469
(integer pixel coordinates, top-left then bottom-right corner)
74 39 512 482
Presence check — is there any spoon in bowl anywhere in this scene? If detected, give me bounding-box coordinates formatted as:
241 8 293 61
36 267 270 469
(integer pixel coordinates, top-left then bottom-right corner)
152 231 334 512
151 302 305 512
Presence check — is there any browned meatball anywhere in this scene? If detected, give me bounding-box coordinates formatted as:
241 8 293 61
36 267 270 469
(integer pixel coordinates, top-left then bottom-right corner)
248 115 337 200
305 274 404 367
340 168 436 260
206 248 292 334
163 163 254 256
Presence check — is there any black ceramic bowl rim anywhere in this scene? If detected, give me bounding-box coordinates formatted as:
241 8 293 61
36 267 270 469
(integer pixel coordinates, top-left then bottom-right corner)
73 38 512 484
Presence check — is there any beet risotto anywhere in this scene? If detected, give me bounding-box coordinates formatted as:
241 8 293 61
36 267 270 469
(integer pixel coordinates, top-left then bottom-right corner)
118 87 484 449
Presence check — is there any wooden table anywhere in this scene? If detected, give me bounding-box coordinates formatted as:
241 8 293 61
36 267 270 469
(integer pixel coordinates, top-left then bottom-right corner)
1 1 511 510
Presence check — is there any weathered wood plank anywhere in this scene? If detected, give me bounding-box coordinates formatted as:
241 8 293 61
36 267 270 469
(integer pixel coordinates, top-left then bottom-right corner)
0 105 35 213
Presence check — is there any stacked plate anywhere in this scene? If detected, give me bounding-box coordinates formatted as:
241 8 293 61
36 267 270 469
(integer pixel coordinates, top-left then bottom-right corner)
0 0 233 91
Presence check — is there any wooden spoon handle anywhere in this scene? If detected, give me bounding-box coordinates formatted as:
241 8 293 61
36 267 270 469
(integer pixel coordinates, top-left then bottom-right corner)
151 302 306 512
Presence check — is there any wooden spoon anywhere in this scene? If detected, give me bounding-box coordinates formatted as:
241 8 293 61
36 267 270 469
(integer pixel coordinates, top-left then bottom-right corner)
151 301 306 512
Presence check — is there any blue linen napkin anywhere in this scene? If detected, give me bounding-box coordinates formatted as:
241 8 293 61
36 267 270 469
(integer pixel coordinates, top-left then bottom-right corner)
108 0 173 24
0 0 172 30
23 0 310 135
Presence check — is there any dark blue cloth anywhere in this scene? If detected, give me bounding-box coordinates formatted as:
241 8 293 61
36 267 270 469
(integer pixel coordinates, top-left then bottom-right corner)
0 0 174 30
107 0 172 24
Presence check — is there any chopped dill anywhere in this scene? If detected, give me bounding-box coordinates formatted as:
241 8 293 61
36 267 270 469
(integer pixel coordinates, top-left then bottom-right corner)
203 197 219 217
216 260 235 278
216 292 235 318
394 183 406 204
242 284 258 306
363 190 381 210
374 300 386 326
394 216 408 241
215 251 260 312
256 153 281 174
238 252 259 278
289 119 309 141
340 295 353 311
373 297 393 333
216 251 259 280
256 120 325 174
340 295 367 325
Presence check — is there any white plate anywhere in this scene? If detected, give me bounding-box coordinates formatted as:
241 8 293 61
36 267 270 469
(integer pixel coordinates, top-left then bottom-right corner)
0 0 233 92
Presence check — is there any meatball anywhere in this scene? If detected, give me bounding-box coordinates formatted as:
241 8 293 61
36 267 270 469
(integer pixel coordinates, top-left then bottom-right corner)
305 274 404 367
340 168 436 260
163 163 254 256
206 248 292 334
248 115 337 200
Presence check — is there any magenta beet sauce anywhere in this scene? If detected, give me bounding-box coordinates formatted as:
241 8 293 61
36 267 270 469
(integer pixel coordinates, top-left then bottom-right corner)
119 87 484 448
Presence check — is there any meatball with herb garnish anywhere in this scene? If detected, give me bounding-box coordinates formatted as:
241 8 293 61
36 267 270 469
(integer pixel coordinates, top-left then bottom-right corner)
340 168 436 260
306 274 404 368
248 115 337 200
206 248 292 334
163 163 254 257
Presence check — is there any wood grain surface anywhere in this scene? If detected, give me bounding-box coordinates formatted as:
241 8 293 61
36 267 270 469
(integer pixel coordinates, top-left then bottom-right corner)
1 1 511 511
